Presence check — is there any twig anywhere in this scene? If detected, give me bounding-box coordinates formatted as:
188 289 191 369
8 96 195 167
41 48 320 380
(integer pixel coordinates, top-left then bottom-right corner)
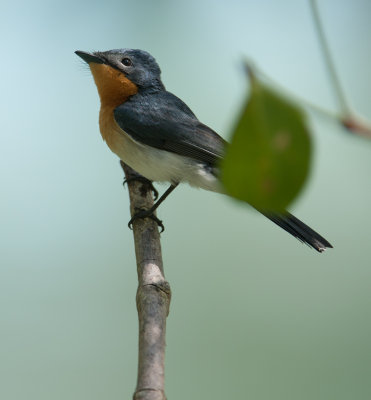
310 0 350 115
251 63 371 139
309 0 371 138
120 161 171 400
253 63 341 120
247 3 371 139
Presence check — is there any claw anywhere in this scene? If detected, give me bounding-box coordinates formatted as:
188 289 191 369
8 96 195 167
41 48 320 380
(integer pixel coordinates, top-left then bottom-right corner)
128 208 165 232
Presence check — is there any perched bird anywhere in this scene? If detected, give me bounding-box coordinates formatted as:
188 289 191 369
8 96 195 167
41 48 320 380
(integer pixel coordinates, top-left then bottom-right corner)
75 48 332 252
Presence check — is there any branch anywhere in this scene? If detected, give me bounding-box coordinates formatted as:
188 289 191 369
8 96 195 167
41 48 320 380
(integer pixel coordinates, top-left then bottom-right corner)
309 0 371 138
244 2 371 141
253 64 371 139
310 0 349 115
120 161 171 400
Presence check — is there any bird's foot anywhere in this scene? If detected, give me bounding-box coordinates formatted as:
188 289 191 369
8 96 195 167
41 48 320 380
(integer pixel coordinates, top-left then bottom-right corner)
128 207 165 232
123 176 159 200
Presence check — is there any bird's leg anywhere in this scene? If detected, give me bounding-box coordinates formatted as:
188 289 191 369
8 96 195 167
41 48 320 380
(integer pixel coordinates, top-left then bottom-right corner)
128 183 179 232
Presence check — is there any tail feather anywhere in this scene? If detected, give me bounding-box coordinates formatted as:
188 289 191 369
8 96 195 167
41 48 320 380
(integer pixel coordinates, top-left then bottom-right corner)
263 212 333 253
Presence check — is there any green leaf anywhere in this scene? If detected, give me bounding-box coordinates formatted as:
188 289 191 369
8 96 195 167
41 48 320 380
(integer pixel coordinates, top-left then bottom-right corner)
220 67 312 212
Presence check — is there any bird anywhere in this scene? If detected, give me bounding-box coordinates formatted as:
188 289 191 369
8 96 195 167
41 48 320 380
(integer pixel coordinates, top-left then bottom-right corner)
75 48 332 252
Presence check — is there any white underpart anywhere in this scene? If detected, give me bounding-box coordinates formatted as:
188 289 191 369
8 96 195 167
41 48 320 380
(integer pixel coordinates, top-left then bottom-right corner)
108 122 222 193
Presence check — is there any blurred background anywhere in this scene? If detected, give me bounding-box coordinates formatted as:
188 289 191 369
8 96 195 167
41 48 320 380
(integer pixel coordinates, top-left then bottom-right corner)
1 0 370 399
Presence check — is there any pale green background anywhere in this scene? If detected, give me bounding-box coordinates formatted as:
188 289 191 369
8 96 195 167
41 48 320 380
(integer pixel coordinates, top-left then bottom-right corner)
1 0 370 399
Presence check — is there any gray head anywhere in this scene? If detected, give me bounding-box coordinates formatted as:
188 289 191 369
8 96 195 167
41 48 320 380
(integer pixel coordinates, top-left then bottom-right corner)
75 48 164 90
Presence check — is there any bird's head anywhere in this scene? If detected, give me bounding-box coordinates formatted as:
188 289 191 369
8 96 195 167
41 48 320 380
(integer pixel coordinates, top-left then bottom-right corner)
75 48 164 106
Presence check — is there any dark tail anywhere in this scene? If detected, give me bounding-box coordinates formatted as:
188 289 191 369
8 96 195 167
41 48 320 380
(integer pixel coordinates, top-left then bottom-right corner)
263 212 333 253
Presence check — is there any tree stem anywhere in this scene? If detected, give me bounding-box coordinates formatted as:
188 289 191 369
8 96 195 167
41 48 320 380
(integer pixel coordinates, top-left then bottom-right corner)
309 0 350 115
120 161 171 400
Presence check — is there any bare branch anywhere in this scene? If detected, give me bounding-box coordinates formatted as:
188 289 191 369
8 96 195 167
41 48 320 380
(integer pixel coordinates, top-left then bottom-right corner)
310 0 350 115
254 65 371 139
309 0 371 138
120 161 171 400
340 116 371 139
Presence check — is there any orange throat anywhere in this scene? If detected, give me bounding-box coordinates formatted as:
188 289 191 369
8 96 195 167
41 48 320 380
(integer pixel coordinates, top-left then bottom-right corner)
89 63 138 146
90 63 138 108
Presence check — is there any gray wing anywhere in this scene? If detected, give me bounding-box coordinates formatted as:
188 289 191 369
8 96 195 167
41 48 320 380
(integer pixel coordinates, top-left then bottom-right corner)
114 91 226 166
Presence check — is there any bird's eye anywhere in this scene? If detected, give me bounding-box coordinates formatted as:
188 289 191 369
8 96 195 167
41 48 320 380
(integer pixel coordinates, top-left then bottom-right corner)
121 58 132 67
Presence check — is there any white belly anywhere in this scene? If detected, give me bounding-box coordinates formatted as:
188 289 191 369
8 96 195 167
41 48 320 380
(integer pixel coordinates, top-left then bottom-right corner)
103 118 222 193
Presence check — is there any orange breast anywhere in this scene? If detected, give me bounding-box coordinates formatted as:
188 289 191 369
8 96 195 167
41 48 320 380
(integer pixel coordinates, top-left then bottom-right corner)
99 104 123 153
89 63 138 148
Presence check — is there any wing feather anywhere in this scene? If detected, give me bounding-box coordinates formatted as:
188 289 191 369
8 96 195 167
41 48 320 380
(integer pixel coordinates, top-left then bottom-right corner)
114 91 226 166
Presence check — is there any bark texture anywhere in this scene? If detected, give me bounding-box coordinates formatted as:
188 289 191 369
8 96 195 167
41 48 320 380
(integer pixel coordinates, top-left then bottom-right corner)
120 162 171 400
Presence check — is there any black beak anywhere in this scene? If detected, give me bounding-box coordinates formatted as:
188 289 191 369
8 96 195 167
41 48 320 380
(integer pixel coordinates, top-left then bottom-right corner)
75 50 104 64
